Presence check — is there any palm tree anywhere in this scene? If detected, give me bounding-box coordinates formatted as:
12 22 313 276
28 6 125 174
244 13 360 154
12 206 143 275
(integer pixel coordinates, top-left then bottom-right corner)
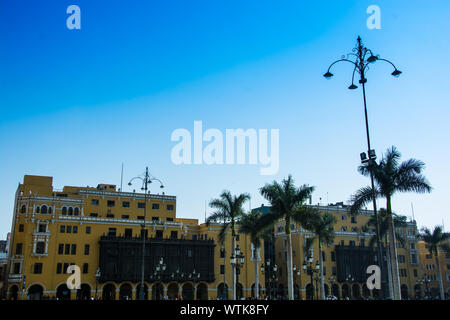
364 210 408 298
350 146 432 300
206 190 250 300
259 175 315 300
419 226 450 300
239 210 268 299
303 212 336 300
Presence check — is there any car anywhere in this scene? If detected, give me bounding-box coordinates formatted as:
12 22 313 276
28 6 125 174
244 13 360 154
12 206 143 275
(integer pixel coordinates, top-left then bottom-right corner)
326 295 338 300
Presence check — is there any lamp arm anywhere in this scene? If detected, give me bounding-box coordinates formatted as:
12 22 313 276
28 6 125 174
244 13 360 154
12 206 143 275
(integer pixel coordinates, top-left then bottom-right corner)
326 58 357 72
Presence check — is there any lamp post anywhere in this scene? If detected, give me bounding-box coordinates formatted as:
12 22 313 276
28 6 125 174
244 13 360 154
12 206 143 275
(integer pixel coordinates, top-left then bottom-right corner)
328 276 337 299
293 265 301 300
128 167 164 300
261 260 278 300
417 276 431 299
324 36 402 300
191 269 201 300
303 258 320 300
95 268 101 300
231 245 245 300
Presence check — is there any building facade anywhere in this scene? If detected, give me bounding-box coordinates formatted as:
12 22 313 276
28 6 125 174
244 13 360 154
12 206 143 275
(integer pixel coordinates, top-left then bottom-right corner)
260 203 430 300
5 175 263 300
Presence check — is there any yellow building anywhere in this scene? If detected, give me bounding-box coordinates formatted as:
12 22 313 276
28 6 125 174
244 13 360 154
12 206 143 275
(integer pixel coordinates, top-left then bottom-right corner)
5 175 263 300
417 240 450 298
264 203 422 300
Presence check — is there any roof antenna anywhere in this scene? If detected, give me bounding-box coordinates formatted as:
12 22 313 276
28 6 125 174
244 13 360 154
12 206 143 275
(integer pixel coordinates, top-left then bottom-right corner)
120 163 124 192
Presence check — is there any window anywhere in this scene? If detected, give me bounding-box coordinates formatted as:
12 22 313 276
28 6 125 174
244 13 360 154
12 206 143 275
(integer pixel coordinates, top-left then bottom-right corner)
410 243 416 250
107 200 115 207
341 226 347 232
56 263 62 274
122 215 129 219
332 266 337 275
398 255 406 263
68 207 73 215
152 203 160 210
18 224 24 232
60 225 66 233
86 226 91 234
91 199 99 206
152 217 159 221
64 244 70 255
413 269 418 277
16 243 23 255
137 216 144 220
58 244 64 255
82 263 89 274
108 228 117 237
322 251 326 262
399 269 407 277
122 201 130 208
74 208 79 216
36 242 46 254
125 229 132 238
84 244 90 255
170 231 178 239
351 216 357 224
90 213 98 217
349 240 355 246
36 206 40 214
167 204 174 211
71 244 77 255
167 217 174 222
351 227 358 232
220 265 225 275
156 230 163 239
63 263 69 273
41 205 48 214
106 213 114 218
426 254 432 259
13 263 20 274
38 224 46 233
33 263 43 274
138 202 146 209
66 226 72 233
20 205 26 213
341 215 347 221
62 207 67 215
73 226 78 234
220 248 225 258
331 251 336 262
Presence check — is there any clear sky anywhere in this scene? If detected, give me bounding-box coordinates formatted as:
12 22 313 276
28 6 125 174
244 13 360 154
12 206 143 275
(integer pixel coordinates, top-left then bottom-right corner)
1 0 449 239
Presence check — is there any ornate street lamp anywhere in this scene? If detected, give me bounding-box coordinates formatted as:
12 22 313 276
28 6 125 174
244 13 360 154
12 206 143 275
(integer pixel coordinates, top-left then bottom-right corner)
95 268 101 300
324 36 402 299
129 167 164 300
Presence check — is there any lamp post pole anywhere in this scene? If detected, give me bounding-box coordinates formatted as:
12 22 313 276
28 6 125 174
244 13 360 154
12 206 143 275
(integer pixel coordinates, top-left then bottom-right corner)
324 36 402 300
128 167 165 300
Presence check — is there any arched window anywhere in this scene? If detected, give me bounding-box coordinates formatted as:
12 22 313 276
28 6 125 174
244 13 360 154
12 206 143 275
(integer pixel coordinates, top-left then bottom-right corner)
48 207 52 214
36 206 40 214
74 207 79 216
41 205 48 214
20 205 26 213
68 207 73 216
62 207 67 215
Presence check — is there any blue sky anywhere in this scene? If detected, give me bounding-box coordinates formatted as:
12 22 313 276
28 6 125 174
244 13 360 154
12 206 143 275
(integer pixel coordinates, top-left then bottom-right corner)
1 0 449 239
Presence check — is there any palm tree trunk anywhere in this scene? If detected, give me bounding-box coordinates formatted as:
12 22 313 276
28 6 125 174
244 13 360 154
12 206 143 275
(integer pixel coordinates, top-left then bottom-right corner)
319 241 325 300
386 197 401 300
384 236 394 299
435 253 445 300
254 246 259 299
286 232 294 300
232 234 236 300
